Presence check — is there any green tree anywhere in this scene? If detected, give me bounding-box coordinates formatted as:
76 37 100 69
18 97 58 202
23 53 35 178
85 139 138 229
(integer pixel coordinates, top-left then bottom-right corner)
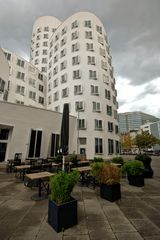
134 131 160 152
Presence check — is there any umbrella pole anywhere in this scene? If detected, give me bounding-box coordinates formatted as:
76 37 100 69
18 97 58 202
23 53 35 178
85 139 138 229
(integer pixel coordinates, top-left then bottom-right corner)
62 155 65 171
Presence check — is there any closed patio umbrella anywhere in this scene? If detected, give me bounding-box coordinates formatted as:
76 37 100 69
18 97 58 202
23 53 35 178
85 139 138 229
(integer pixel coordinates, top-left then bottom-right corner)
60 103 69 171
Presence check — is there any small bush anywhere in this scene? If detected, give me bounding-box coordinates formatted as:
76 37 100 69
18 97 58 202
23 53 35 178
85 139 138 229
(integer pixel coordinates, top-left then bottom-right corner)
69 153 78 165
55 154 62 163
135 154 151 163
91 162 121 185
50 171 80 205
112 157 124 165
122 160 144 176
93 157 104 162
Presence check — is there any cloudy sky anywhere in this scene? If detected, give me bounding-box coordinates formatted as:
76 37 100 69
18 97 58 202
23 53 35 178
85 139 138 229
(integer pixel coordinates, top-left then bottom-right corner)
1 0 160 117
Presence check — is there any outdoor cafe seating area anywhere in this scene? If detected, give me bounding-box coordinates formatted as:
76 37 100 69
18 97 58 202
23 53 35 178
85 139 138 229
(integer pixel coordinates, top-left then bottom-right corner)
6 152 96 201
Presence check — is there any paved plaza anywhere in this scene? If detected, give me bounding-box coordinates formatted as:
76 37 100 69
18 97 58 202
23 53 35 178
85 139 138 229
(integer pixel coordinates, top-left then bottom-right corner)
0 156 160 240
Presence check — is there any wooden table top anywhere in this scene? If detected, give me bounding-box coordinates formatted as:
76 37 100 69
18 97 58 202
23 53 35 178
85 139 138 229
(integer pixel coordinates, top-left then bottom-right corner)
15 165 31 170
25 171 54 180
72 166 92 172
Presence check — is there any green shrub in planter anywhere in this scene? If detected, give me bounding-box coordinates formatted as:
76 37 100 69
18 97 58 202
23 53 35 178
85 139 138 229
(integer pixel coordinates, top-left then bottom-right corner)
122 160 144 187
112 156 124 166
91 162 121 202
48 171 80 232
69 153 78 166
55 154 62 164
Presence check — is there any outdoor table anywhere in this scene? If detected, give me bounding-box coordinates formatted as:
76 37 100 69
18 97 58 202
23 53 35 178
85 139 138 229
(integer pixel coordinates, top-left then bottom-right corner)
25 171 54 200
111 163 122 167
72 166 92 185
15 165 31 181
77 160 90 166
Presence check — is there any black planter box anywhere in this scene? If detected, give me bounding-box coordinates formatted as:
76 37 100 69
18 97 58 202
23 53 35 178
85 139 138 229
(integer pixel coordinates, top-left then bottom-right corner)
128 174 144 187
48 197 77 233
100 183 121 202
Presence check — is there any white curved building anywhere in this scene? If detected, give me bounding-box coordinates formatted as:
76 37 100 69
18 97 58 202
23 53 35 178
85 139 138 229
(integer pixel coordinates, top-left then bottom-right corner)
30 12 119 159
30 16 61 74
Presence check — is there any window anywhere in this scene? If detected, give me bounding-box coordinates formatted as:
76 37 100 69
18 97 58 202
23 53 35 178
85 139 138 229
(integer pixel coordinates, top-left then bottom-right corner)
49 60 52 69
92 101 101 112
4 52 11 61
50 133 60 157
38 73 43 81
61 73 67 83
96 25 102 34
106 105 112 116
101 60 107 70
113 96 116 105
72 42 79 52
72 31 79 40
53 66 58 75
89 70 97 80
35 51 39 57
42 58 47 63
60 60 67 70
44 26 49 32
54 106 60 112
43 33 48 39
95 138 103 154
103 75 109 84
99 48 106 57
54 43 59 53
37 27 41 33
111 82 115 91
42 49 47 55
53 78 58 87
54 91 59 101
85 31 92 39
48 83 51 92
17 59 25 67
75 101 84 111
16 100 24 105
61 26 67 36
28 129 42 158
86 43 94 51
36 35 40 40
62 87 69 98
108 122 113 132
74 85 83 95
43 41 48 47
105 89 110 99
88 56 95 65
108 139 114 154
41 67 47 73
0 78 5 92
16 71 25 81
29 78 36 87
98 36 104 45
54 54 58 63
61 36 67 46
55 33 59 42
84 20 92 28
48 71 51 80
72 20 78 29
73 70 81 79
110 69 114 78
48 96 51 104
115 141 120 154
72 56 80 65
115 125 119 134
78 119 86 129
91 85 99 95
36 43 39 48
39 96 44 105
79 138 87 145
108 57 111 66
114 110 118 120
39 84 44 92
29 91 36 100
60 48 66 58
95 119 103 130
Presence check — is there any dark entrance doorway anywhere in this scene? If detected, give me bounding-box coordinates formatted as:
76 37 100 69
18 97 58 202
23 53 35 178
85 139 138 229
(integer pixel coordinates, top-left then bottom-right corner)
0 143 7 162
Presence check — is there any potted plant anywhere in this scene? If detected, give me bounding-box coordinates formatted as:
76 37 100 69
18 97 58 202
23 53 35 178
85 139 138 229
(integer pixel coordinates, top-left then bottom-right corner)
112 156 124 166
69 153 78 167
135 154 153 178
48 170 80 232
92 157 104 162
123 160 144 187
91 162 121 202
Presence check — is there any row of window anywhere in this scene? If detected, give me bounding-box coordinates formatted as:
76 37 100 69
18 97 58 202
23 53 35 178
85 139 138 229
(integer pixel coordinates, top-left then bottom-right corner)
95 138 119 154
16 85 44 102
77 118 119 133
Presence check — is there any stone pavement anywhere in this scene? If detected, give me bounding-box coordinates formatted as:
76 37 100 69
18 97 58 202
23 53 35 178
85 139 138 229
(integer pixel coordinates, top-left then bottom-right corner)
0 156 160 240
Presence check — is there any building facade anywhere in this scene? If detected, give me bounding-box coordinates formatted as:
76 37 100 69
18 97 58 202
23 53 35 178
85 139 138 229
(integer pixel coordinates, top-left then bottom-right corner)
119 111 159 133
33 12 119 159
3 48 46 108
0 48 9 101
